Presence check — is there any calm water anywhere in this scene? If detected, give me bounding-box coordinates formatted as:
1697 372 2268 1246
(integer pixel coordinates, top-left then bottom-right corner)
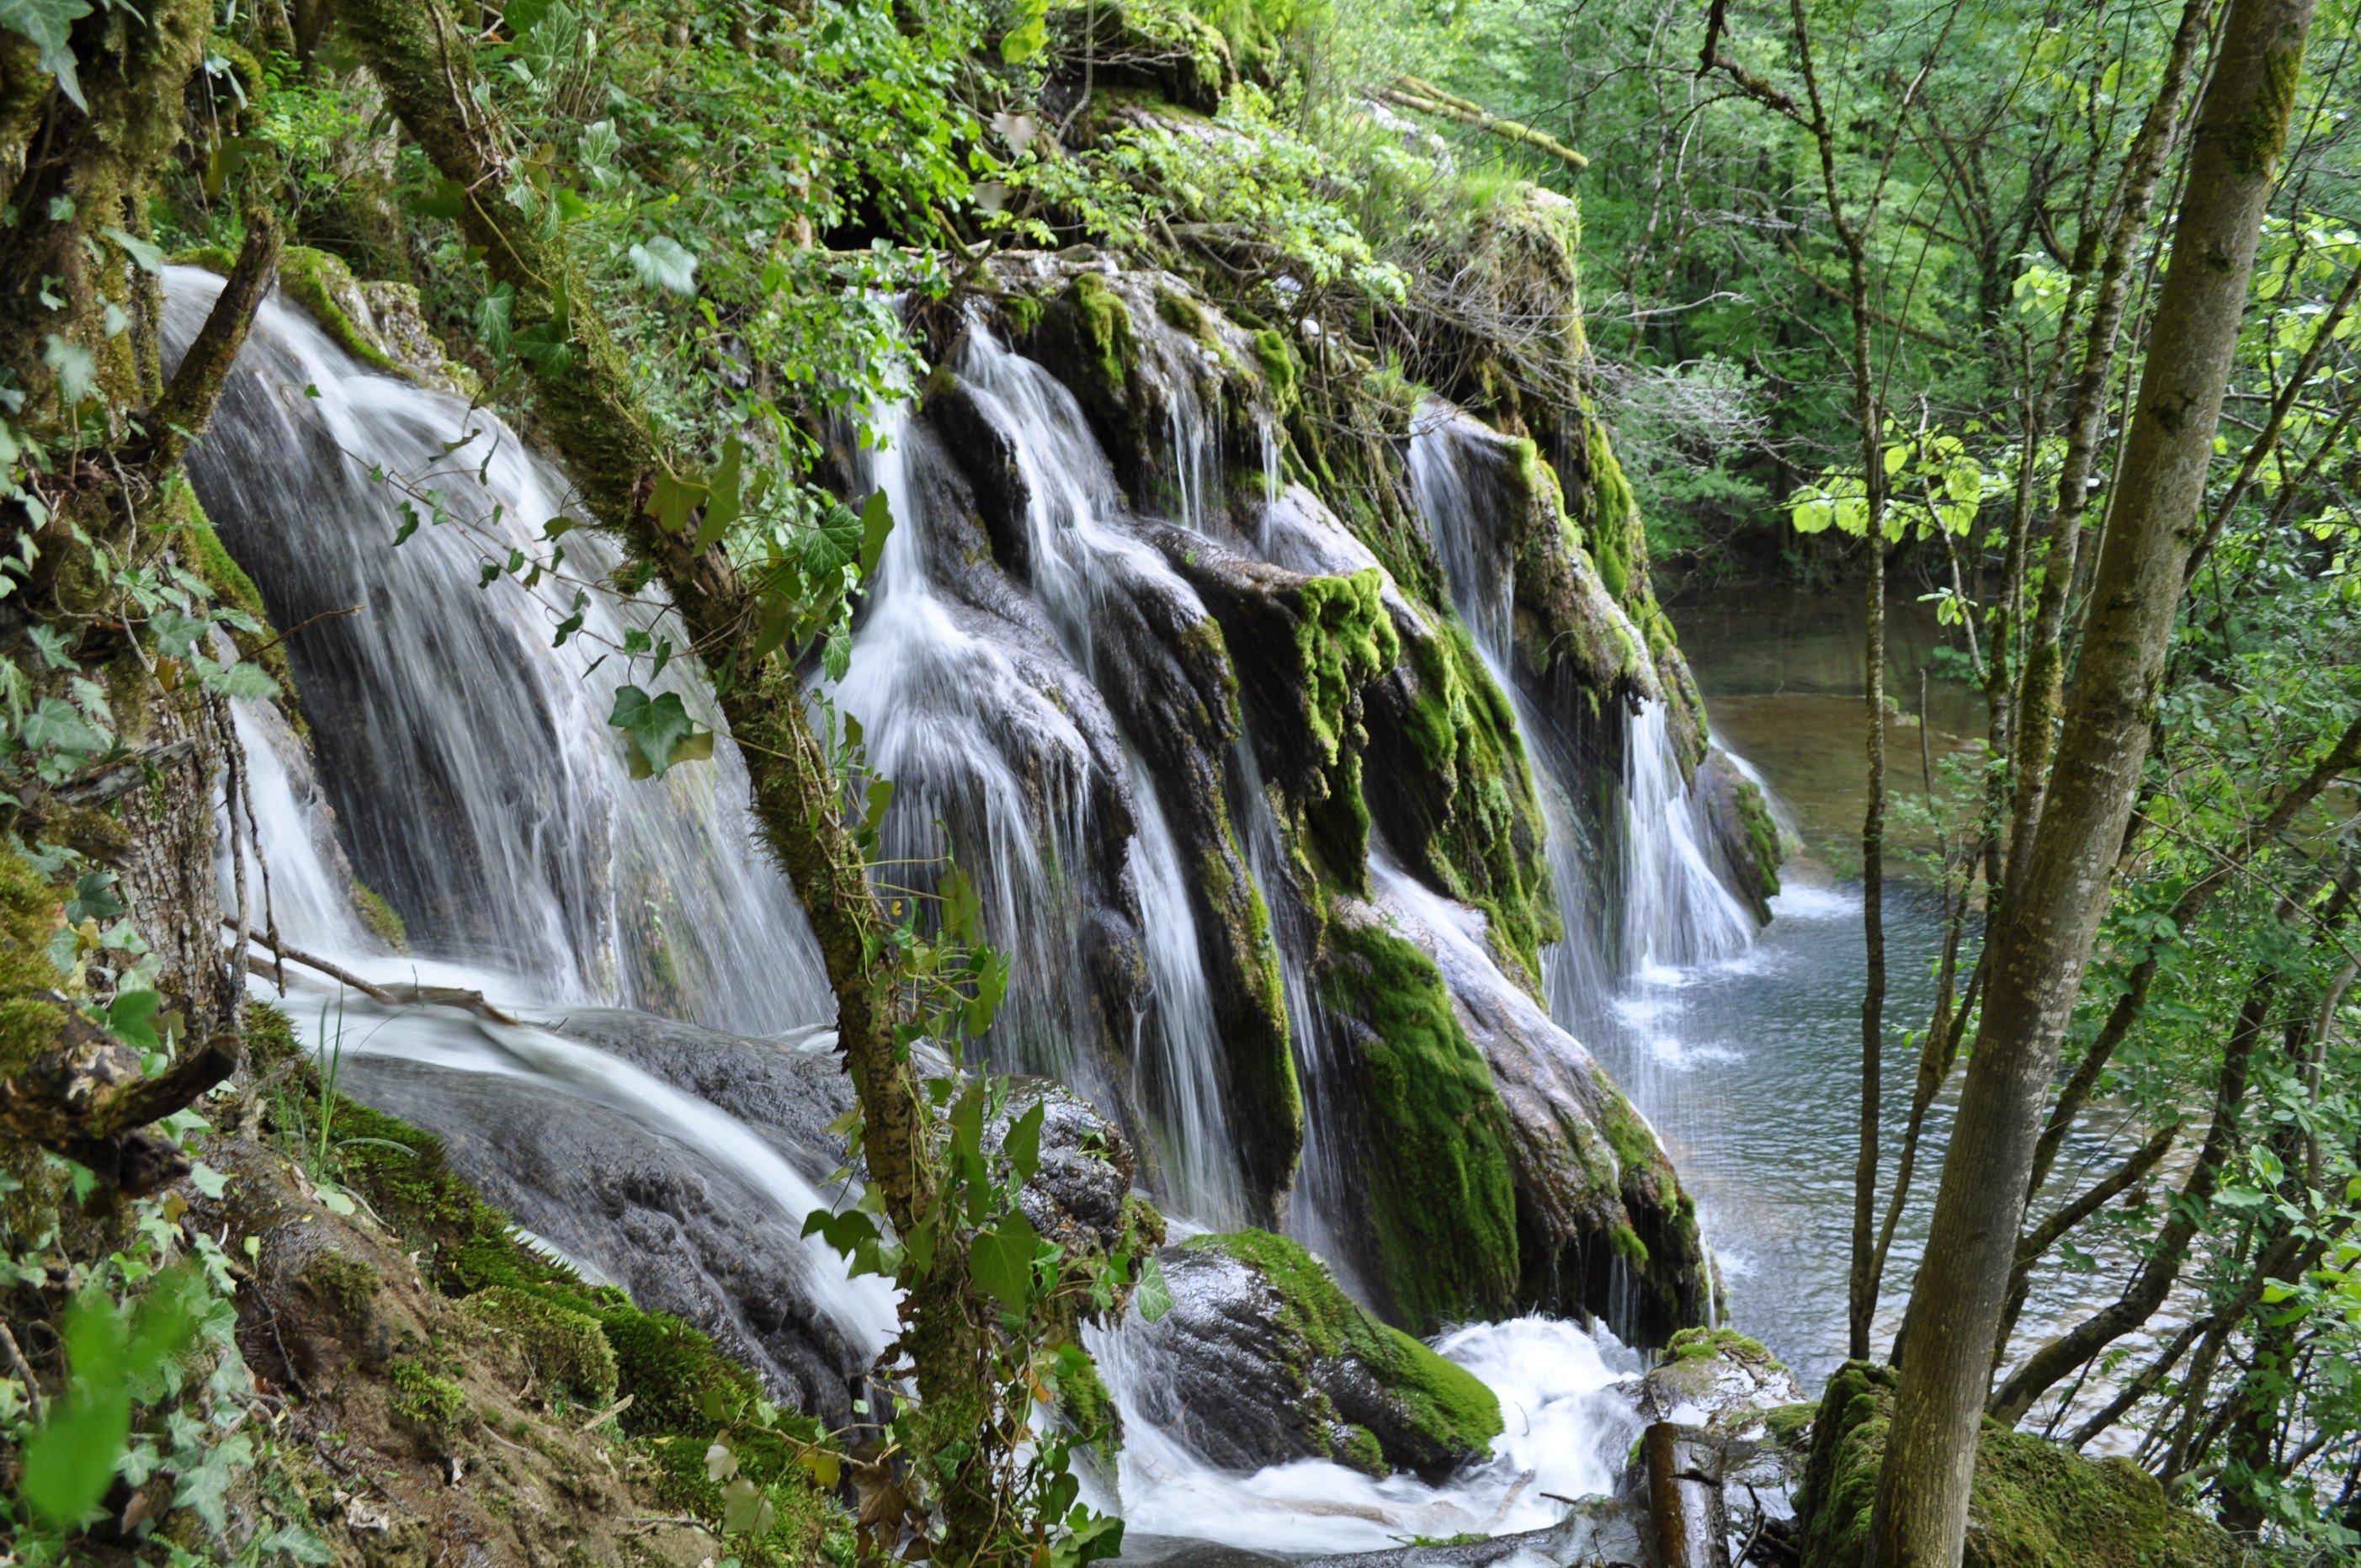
1580 586 2120 1395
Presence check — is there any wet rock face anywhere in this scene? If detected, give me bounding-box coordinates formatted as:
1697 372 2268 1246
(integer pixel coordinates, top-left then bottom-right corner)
1110 1232 1501 1482
1694 750 1782 925
338 1034 874 1430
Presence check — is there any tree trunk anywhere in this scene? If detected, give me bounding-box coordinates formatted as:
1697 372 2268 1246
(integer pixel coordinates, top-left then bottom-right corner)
1864 3 2316 1560
1853 529 1887 1360
328 0 997 1548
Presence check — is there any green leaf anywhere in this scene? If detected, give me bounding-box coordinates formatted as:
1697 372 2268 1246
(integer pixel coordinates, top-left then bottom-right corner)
719 1475 774 1535
999 0 1047 61
1135 1255 1173 1322
41 334 98 406
22 696 109 756
694 437 744 551
858 490 894 579
607 685 697 778
101 227 163 274
970 1211 1040 1310
20 1389 130 1522
195 656 279 700
107 989 161 1052
822 624 852 683
807 502 863 578
0 0 94 111
1005 1099 1045 1182
627 237 699 297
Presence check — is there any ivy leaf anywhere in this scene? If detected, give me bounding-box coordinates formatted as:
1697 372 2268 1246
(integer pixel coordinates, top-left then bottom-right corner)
626 237 699 297
0 0 95 111
194 656 279 700
970 1211 1040 1310
806 502 863 579
41 334 97 406
822 624 852 683
607 684 697 778
146 609 208 660
1135 1255 1173 1323
107 989 161 1053
1004 1099 1044 1182
693 437 744 551
170 1430 253 1533
101 227 163 274
719 1475 774 1535
22 696 109 757
858 489 893 579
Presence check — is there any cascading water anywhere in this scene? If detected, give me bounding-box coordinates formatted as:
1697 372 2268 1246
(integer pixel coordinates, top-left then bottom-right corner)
1404 402 1756 1018
836 324 1252 1223
170 267 896 1390
169 267 829 1034
177 263 1715 1552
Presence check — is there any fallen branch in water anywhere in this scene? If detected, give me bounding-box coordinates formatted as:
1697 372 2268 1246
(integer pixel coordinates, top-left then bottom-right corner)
227 924 519 1023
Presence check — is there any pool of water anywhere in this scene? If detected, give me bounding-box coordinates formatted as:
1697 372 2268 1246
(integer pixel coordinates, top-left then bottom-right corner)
1575 586 2124 1395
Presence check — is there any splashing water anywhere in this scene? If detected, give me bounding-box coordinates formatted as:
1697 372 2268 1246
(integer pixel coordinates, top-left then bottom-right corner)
1092 1313 1640 1555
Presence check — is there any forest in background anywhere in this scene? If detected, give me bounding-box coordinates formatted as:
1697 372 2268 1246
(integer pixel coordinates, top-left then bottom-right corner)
0 0 2354 1564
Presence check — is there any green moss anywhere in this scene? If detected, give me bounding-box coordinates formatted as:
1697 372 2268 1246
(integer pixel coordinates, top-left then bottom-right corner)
1797 1362 2236 1568
1664 1326 1771 1364
1254 327 1300 412
278 245 404 376
1070 272 1135 393
462 1284 619 1408
1609 1224 1648 1264
1317 916 1520 1329
1392 619 1555 986
1762 1401 1817 1451
0 846 67 1080
1296 570 1398 768
391 1358 465 1429
1157 288 1207 337
1736 776 1782 901
1002 292 1045 338
352 880 409 953
300 1251 384 1316
1188 1228 1502 1466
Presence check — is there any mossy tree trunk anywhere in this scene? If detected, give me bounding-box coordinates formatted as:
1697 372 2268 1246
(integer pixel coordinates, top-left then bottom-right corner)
0 8 283 1185
326 0 997 1549
1868 3 2316 1560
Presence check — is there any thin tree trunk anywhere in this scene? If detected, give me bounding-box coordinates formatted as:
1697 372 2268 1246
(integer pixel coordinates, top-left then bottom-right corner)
1999 0 2214 896
1854 533 1888 1359
1865 3 2315 1559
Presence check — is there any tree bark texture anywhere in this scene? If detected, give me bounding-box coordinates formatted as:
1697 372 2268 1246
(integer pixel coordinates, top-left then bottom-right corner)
1865 3 2315 1560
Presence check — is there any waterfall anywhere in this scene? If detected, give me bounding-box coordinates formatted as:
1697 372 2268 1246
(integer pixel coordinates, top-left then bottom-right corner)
836 324 1252 1217
1123 748 1243 1225
1090 1310 1638 1555
171 267 891 1381
1405 401 1756 1026
169 267 830 1035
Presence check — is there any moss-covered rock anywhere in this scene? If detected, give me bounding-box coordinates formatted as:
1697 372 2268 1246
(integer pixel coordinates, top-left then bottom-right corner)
1136 1227 1500 1480
461 1284 619 1409
1316 906 1521 1330
1796 1362 2237 1568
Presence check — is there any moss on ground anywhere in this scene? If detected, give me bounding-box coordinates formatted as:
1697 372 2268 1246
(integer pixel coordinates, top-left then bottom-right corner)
245 1002 838 1558
1797 1362 2236 1568
1318 914 1520 1330
1663 1326 1773 1365
462 1284 619 1408
1188 1227 1502 1472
